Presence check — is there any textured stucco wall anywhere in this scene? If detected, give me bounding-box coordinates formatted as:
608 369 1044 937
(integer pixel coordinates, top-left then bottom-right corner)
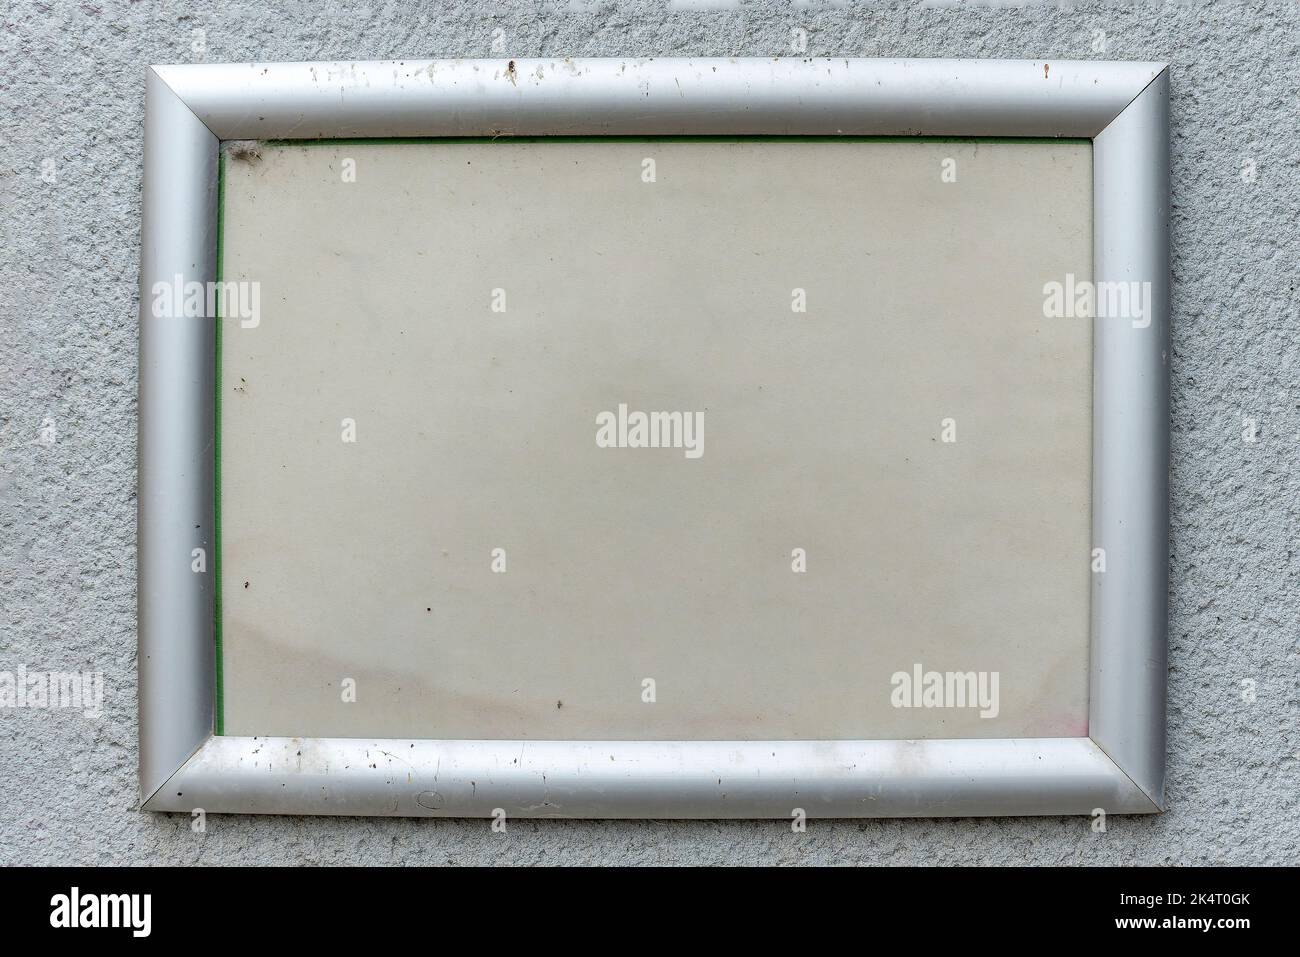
1 0 1297 865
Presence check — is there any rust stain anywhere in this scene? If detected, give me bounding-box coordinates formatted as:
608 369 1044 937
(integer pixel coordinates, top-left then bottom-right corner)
225 140 262 163
1044 63 1050 79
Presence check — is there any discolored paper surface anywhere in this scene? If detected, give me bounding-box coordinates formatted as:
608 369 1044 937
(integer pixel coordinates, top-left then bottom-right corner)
218 139 1092 740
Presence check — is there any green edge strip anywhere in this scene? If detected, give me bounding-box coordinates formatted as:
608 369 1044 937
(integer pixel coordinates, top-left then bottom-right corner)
213 150 225 736
262 135 1087 147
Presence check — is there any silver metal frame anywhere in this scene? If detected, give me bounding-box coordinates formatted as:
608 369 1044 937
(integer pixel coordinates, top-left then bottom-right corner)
139 58 1169 818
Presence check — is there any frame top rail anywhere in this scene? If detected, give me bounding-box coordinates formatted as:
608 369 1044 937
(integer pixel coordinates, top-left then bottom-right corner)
153 57 1167 140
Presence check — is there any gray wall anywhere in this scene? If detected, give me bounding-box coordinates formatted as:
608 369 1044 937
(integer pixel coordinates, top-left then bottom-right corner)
1 0 1296 865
